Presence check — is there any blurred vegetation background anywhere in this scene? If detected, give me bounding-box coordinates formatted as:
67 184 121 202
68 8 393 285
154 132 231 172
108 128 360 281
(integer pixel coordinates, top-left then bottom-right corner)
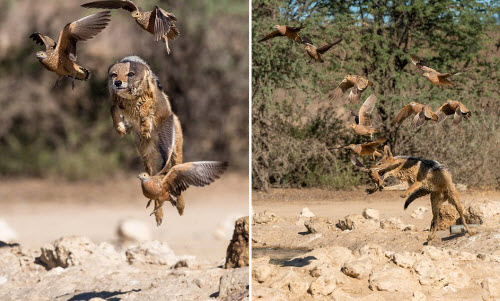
252 0 499 190
0 0 248 180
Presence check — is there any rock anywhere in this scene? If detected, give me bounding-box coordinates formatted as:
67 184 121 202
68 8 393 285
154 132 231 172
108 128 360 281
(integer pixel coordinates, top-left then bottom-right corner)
422 246 451 262
412 291 427 301
125 240 178 266
467 199 500 225
287 274 309 295
355 244 385 262
308 275 336 296
380 217 405 230
391 252 416 269
438 204 459 230
362 208 380 220
411 207 429 219
337 214 377 230
304 217 335 234
269 269 305 294
456 183 467 191
413 258 438 286
40 236 95 269
218 267 249 299
437 265 470 289
116 219 152 244
224 216 249 269
0 219 17 243
253 211 277 225
341 258 372 279
369 267 418 292
253 264 273 283
296 207 315 226
482 278 500 297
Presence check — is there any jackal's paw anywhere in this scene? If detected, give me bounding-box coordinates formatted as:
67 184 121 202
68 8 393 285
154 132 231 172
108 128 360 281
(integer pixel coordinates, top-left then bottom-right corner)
115 123 127 137
467 228 477 236
400 193 409 198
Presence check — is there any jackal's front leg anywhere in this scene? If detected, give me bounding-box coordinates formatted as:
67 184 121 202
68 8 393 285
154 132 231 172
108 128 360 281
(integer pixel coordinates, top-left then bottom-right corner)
111 105 127 137
401 181 423 198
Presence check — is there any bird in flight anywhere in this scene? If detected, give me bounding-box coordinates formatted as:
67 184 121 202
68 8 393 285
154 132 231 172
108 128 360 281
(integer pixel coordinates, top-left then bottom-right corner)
410 55 465 86
30 11 111 89
391 102 438 128
137 115 228 226
330 137 387 160
329 75 373 103
258 25 304 43
301 36 342 64
435 100 472 124
82 0 179 54
349 94 379 137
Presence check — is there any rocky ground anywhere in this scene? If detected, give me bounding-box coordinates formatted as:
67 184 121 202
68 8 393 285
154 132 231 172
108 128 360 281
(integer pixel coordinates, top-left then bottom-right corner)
0 175 249 301
252 189 500 300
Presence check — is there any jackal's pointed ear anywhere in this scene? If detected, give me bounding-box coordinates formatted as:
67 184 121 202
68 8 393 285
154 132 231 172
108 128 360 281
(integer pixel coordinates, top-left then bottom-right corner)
383 145 393 159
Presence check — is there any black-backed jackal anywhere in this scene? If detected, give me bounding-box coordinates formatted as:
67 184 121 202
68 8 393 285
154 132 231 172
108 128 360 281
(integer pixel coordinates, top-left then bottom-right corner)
371 146 473 241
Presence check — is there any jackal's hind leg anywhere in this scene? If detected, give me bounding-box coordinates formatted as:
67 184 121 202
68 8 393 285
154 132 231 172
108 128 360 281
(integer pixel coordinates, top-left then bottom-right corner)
401 181 422 198
427 192 444 242
448 189 474 236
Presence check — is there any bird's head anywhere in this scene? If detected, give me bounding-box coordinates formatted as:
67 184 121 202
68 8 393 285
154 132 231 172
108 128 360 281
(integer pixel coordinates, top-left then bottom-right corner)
137 172 150 182
36 51 47 61
422 72 430 78
409 101 417 107
131 10 141 19
349 124 357 129
274 25 280 30
347 144 355 150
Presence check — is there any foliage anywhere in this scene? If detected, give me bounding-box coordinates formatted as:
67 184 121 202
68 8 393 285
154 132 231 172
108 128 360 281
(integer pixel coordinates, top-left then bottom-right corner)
252 0 499 190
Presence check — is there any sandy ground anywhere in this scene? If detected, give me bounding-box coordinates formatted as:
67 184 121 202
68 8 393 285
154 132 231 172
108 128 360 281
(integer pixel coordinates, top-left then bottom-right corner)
253 188 499 236
0 172 249 262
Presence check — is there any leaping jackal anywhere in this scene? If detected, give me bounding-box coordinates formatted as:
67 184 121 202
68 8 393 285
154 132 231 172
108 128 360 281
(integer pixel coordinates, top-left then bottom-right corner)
368 146 473 242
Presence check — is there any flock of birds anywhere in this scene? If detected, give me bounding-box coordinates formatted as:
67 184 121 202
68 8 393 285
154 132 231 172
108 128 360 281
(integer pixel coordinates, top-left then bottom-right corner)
30 0 179 89
258 24 472 163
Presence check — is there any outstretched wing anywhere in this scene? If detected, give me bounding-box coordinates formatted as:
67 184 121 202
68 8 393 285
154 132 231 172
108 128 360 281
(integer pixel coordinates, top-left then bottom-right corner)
153 6 178 41
81 0 138 12
391 104 415 126
358 94 377 127
55 11 111 61
301 36 314 45
258 30 282 42
155 114 176 176
435 102 453 122
410 54 439 74
363 137 387 148
29 32 57 51
423 106 438 121
317 38 342 54
329 77 355 101
163 161 229 197
286 25 304 32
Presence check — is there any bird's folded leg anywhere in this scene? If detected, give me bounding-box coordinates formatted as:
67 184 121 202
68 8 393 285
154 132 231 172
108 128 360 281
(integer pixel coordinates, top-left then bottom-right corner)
54 76 63 88
71 73 77 90
164 37 171 54
146 199 153 208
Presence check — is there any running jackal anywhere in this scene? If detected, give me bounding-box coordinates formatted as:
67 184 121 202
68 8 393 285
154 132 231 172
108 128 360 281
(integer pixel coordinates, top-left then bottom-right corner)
372 146 473 241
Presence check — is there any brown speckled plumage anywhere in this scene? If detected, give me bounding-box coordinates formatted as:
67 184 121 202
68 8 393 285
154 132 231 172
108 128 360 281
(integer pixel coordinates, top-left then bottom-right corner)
30 11 111 88
329 75 373 103
302 36 342 64
82 0 179 54
435 100 471 124
391 102 438 128
259 25 304 43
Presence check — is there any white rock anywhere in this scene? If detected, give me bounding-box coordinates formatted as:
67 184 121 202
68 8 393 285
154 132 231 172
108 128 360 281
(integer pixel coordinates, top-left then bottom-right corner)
467 200 500 225
337 214 378 230
40 236 95 269
412 291 427 301
355 244 385 262
214 213 243 240
308 275 336 296
413 259 438 286
0 275 7 285
369 267 418 292
422 246 451 262
253 264 273 283
218 267 249 298
411 207 429 219
253 210 277 225
391 252 416 269
342 258 372 279
116 219 152 244
380 217 405 230
482 278 500 297
296 207 315 226
125 240 178 266
0 219 18 243
363 208 380 220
